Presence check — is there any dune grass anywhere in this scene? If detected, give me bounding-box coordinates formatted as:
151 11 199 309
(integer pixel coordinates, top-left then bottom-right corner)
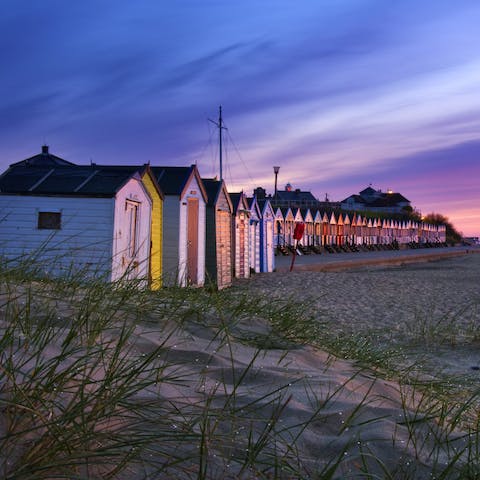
1 254 480 478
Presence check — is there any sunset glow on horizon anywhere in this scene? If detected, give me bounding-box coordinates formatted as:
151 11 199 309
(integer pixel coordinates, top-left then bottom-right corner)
1 1 479 236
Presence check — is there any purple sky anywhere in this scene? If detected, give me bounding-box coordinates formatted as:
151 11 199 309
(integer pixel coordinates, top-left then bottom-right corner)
1 1 479 236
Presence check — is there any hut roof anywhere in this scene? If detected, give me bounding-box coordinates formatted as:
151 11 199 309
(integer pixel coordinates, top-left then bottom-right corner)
0 163 146 197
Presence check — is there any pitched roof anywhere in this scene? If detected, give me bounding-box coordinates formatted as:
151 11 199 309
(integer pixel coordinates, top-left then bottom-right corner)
257 198 275 217
369 193 410 207
151 165 207 202
229 192 250 214
202 178 220 206
10 145 75 167
359 186 377 196
151 166 194 195
275 189 317 203
0 164 143 197
229 192 242 211
340 194 365 203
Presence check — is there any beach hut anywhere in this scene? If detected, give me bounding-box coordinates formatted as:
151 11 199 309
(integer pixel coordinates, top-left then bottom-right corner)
402 220 408 243
366 218 374 245
353 214 361 245
300 208 314 247
292 208 305 245
230 192 250 279
343 213 351 246
329 212 337 246
152 165 207 287
203 178 233 289
313 210 322 246
375 218 383 245
322 212 330 246
258 198 276 272
247 195 261 274
337 213 344 245
83 163 165 289
350 214 357 245
0 149 154 284
281 207 295 247
382 219 390 244
274 206 285 249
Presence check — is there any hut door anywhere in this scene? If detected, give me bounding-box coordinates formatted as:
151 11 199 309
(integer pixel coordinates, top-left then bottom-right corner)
187 198 198 285
217 210 231 288
239 214 246 277
266 220 273 272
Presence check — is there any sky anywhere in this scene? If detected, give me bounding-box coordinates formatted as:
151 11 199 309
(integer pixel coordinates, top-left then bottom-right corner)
1 0 479 236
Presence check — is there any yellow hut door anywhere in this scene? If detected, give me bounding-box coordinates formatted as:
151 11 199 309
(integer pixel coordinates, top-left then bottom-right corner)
187 198 199 285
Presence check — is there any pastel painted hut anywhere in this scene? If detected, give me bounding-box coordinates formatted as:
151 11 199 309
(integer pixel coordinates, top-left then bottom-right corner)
247 195 261 274
0 147 155 284
329 212 337 245
350 214 357 245
152 165 207 287
274 206 284 249
281 207 295 246
337 212 344 245
313 210 322 247
322 212 330 246
402 220 408 242
87 164 164 289
230 192 250 279
343 213 351 245
353 214 362 245
374 218 383 245
292 208 305 245
361 216 368 245
300 208 314 247
203 178 233 289
367 218 375 245
257 198 276 272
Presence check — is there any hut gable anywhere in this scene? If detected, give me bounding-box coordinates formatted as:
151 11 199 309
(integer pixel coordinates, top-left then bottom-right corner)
293 208 304 223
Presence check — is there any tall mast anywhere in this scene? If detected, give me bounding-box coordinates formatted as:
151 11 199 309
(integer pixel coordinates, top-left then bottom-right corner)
218 106 223 181
209 105 227 181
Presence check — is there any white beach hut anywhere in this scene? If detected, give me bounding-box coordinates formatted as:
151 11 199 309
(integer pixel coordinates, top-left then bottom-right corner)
152 165 207 287
0 148 153 283
247 195 261 274
258 198 276 272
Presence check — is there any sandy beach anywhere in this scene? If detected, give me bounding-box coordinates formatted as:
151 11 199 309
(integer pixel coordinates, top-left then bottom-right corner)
1 247 480 478
131 248 480 477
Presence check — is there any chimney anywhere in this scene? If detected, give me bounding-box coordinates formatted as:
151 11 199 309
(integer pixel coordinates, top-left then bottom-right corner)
42 145 49 155
254 187 266 199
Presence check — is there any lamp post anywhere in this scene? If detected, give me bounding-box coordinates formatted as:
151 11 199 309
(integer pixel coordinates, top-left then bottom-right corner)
273 166 280 202
273 166 281 250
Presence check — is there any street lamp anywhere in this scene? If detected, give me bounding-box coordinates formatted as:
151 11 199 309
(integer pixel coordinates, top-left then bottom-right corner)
273 166 280 202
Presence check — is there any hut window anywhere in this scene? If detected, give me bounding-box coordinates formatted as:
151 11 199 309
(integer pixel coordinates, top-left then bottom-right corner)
38 212 61 230
126 200 140 257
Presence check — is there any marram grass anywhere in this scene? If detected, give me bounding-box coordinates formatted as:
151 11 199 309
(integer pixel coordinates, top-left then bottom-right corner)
1 254 480 478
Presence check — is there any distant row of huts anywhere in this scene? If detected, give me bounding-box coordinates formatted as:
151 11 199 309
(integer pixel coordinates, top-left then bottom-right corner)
0 147 446 289
275 207 446 250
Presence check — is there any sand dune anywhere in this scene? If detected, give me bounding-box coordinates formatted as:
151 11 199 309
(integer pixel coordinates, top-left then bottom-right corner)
1 251 479 478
